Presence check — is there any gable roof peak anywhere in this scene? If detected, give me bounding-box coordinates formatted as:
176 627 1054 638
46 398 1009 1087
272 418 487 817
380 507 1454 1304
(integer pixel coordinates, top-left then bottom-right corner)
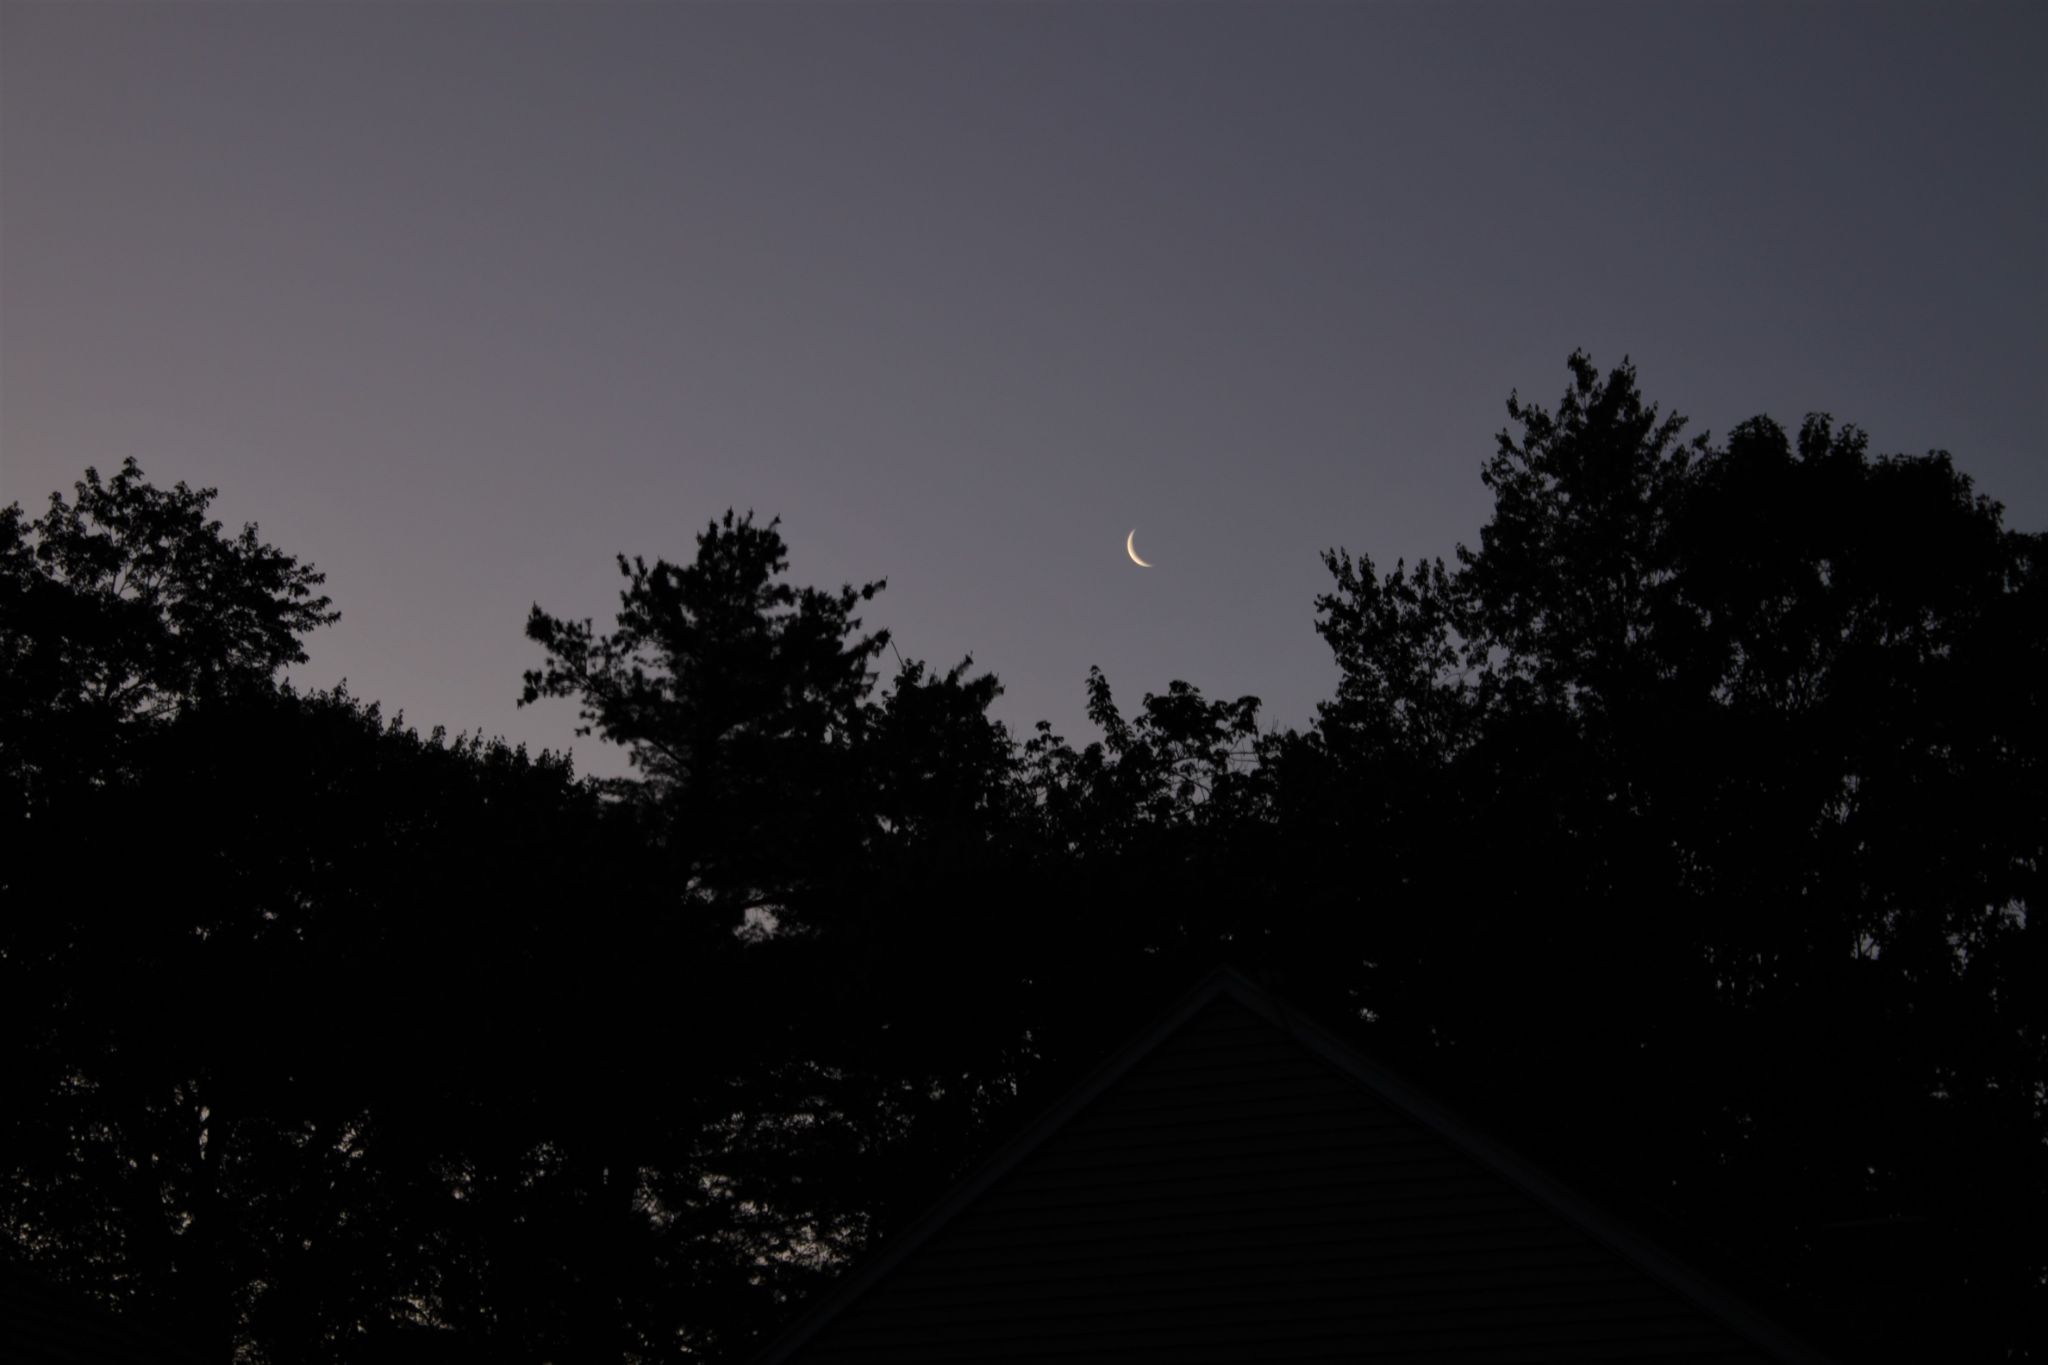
753 965 1832 1365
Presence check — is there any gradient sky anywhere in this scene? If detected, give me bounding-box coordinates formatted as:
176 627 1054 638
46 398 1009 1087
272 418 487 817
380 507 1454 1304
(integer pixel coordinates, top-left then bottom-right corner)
4 2 2042 776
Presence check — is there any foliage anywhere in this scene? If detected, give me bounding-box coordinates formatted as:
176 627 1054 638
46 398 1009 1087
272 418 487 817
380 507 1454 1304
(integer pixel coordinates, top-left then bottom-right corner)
0 458 336 723
522 513 890 934
4 366 2040 1361
1301 355 2044 1357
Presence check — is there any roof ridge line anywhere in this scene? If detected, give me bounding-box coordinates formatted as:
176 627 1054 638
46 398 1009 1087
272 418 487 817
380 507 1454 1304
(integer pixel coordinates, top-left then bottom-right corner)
752 965 1834 1364
747 967 1243 1364
1213 972 1834 1364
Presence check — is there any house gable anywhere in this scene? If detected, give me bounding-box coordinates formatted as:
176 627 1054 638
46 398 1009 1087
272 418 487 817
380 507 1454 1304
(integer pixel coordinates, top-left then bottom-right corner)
756 970 1826 1364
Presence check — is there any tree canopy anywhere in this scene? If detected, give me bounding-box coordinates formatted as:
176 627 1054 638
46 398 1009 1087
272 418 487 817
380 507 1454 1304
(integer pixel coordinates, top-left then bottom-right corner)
4 361 2040 1361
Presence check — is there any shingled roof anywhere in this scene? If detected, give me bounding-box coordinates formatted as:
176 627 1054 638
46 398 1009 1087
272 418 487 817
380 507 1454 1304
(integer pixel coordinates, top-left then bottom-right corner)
754 968 1829 1364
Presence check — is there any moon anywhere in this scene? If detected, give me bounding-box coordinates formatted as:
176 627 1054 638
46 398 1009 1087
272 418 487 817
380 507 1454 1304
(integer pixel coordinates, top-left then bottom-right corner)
1126 529 1153 568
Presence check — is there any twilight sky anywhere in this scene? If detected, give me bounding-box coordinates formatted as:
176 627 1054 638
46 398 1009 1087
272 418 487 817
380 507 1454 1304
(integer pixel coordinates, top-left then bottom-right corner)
4 1 2042 776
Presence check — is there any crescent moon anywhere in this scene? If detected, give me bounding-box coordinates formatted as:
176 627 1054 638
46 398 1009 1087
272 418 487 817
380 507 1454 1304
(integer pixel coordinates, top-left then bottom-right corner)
1126 529 1153 568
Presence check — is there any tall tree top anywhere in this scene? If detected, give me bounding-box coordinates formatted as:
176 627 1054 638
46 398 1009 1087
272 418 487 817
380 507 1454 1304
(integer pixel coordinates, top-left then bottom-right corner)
1 457 337 727
520 510 889 796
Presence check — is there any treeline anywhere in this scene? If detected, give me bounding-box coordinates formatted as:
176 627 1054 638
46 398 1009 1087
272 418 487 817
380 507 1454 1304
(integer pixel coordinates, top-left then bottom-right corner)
3 355 2040 1361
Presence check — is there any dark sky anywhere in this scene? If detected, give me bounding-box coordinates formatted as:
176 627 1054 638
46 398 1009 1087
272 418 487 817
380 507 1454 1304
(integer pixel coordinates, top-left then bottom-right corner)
5 2 2042 775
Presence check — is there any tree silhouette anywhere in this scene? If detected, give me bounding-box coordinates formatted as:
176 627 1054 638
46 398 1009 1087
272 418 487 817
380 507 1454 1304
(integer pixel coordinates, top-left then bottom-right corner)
520 512 1045 1354
0 459 337 800
1297 354 2044 1357
5 367 2039 1363
522 512 890 935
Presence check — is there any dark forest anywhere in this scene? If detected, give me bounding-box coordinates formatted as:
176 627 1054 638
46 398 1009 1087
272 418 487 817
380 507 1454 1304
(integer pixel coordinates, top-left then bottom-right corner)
4 355 2041 1361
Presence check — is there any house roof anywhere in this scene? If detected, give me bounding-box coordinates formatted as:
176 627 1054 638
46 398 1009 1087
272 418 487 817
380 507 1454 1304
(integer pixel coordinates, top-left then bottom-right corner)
752 967 1832 1364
